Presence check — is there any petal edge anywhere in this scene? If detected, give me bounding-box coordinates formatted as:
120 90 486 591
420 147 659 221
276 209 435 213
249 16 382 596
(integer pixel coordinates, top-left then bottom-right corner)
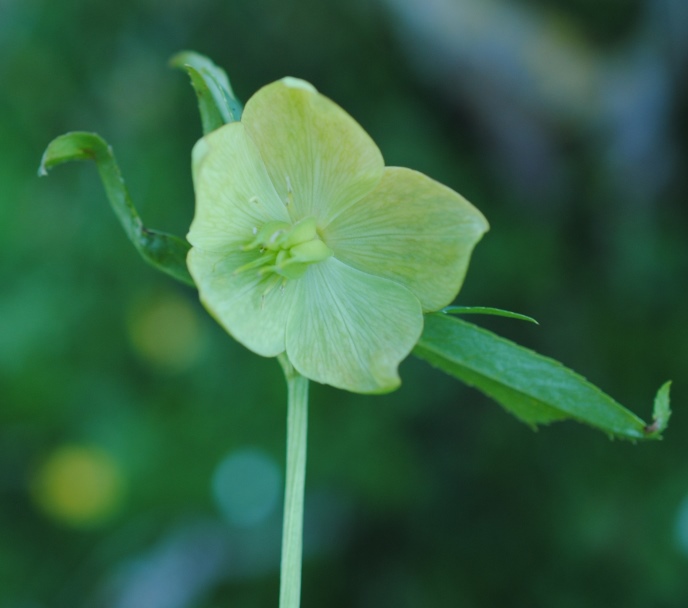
325 167 489 312
242 79 385 224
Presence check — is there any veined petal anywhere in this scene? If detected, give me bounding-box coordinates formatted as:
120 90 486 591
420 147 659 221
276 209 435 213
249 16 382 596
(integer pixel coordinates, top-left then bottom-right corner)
188 123 290 252
286 257 423 393
324 167 489 312
187 248 296 357
241 78 384 224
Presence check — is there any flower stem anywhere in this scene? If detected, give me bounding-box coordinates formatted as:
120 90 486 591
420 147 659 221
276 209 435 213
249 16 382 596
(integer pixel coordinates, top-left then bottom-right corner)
278 354 309 608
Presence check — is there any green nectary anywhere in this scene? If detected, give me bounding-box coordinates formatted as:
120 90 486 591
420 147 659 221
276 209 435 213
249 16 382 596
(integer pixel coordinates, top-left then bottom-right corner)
237 217 333 285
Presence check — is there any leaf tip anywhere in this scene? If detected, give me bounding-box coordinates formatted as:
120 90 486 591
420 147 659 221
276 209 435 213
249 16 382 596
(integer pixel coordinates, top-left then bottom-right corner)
168 50 198 70
643 381 672 438
442 306 539 325
168 52 185 69
38 138 58 177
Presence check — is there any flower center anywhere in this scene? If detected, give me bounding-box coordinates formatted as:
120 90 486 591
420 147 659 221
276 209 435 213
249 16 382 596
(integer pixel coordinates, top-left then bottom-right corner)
237 216 333 283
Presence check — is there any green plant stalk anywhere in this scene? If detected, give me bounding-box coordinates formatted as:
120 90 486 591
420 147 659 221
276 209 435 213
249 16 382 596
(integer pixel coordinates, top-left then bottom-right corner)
278 354 309 608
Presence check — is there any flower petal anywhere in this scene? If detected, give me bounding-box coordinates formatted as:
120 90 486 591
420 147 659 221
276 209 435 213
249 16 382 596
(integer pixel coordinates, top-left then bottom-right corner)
188 122 290 252
324 167 489 312
241 78 384 224
187 248 296 357
285 257 423 393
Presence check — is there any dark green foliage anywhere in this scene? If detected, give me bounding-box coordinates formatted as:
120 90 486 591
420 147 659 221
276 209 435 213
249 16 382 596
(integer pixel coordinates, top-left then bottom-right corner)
2 1 687 607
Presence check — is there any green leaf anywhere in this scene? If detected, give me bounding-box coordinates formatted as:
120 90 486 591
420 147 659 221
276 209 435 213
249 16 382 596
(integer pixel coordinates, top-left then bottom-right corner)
644 381 672 437
443 306 538 325
414 313 669 440
170 51 243 133
39 132 195 286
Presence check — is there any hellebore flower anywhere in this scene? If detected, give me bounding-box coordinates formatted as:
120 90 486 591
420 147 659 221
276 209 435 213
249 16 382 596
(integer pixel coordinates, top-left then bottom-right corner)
187 78 488 393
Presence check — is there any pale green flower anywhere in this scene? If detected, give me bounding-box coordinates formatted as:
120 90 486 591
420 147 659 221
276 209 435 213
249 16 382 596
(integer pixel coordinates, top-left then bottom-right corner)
187 77 488 393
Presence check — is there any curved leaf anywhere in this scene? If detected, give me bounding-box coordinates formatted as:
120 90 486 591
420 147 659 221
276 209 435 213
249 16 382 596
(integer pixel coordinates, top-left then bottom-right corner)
39 132 194 286
443 306 538 324
170 51 243 133
414 313 670 440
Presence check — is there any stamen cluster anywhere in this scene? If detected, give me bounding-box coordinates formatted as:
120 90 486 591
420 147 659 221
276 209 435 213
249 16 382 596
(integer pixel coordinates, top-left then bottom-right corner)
237 217 333 285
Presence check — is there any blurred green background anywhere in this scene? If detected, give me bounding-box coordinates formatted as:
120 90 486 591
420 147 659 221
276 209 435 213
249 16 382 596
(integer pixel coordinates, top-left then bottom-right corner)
1 0 687 606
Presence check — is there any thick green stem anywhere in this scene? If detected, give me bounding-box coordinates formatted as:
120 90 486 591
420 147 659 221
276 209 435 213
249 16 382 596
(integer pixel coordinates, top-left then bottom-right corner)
278 354 309 608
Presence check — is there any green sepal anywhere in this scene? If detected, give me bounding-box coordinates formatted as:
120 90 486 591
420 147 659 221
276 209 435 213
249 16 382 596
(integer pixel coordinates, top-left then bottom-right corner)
414 313 670 441
170 51 243 133
443 306 538 325
39 132 195 286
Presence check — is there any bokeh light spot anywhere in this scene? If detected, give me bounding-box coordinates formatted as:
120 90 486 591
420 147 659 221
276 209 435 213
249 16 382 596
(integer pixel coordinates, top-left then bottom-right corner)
674 494 688 556
31 445 126 528
212 449 281 528
127 290 204 373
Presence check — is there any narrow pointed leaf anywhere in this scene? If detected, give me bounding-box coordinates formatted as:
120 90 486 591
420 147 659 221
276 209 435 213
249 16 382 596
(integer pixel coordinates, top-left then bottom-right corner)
644 381 672 437
170 51 242 133
39 132 194 286
414 313 668 440
443 306 538 325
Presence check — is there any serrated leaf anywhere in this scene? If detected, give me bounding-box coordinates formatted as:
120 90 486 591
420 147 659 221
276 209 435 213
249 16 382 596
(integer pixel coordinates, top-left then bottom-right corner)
443 306 538 325
39 132 194 286
414 313 668 440
170 51 242 133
